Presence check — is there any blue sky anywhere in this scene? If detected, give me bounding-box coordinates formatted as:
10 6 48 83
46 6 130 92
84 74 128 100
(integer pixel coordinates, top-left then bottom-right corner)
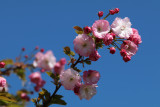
0 0 160 107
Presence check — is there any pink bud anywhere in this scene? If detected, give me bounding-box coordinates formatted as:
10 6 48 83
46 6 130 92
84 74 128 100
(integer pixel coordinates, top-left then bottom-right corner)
110 47 116 54
114 8 120 13
60 58 66 65
40 48 44 53
22 47 25 51
84 26 92 34
21 93 27 99
0 77 6 87
40 69 45 73
35 46 39 50
123 55 131 62
34 86 40 92
109 10 115 15
120 49 127 57
24 55 28 59
0 62 5 68
98 11 103 17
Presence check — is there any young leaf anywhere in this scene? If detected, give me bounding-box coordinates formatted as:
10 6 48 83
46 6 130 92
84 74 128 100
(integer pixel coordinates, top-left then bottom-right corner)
49 95 67 106
46 72 55 80
73 26 83 31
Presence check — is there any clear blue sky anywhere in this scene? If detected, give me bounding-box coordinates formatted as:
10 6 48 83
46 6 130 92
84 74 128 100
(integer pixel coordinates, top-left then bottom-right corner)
0 0 160 107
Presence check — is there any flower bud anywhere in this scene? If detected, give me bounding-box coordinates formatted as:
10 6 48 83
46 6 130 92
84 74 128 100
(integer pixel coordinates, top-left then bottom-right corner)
123 55 131 62
120 49 127 57
84 26 92 34
109 10 115 15
0 62 5 68
40 48 44 52
98 11 103 17
22 47 25 51
114 8 120 13
110 47 116 54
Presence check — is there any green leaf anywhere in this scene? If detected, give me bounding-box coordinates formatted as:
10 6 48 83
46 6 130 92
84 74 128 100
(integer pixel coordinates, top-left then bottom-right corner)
70 51 75 56
46 72 55 80
41 88 50 100
63 46 75 56
0 93 17 104
49 95 67 106
75 30 83 34
73 26 83 31
84 60 91 65
14 68 26 81
1 59 14 65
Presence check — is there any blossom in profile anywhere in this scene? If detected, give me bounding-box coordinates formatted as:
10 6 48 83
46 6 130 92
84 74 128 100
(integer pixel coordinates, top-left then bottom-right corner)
21 93 30 101
60 68 81 90
54 58 66 75
0 77 6 87
111 17 133 39
78 84 97 100
92 20 110 39
83 70 100 85
73 34 95 57
121 40 138 56
29 72 46 92
128 28 142 45
103 33 113 46
33 50 56 70
89 50 101 61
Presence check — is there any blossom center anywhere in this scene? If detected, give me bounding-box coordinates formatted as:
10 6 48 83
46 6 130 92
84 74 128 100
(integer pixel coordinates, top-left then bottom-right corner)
121 26 126 31
97 27 101 32
82 43 87 47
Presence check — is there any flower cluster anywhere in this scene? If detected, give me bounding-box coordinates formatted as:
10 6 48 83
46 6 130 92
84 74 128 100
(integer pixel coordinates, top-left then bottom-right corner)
60 69 100 100
33 50 56 71
73 9 142 62
0 8 142 107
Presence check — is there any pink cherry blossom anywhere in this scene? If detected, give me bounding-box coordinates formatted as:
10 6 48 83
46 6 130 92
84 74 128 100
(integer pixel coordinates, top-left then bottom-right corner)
0 77 6 87
83 70 100 85
78 84 97 100
89 50 101 61
92 20 110 39
111 17 133 39
121 40 138 56
29 72 46 91
103 33 113 46
54 58 66 75
29 72 42 84
33 50 56 70
128 28 142 45
60 68 81 90
73 34 95 57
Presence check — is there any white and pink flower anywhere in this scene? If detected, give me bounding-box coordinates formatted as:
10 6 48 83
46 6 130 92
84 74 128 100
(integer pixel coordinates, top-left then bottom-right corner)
128 28 142 45
121 40 138 56
111 17 133 39
60 68 81 90
83 70 100 85
78 84 97 100
33 50 56 70
92 20 110 39
73 34 95 57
